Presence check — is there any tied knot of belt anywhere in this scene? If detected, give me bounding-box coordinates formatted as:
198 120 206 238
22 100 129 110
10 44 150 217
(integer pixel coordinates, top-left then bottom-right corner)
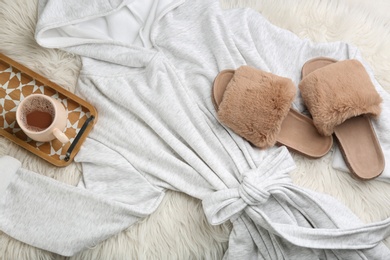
203 147 295 225
238 173 270 206
203 147 390 253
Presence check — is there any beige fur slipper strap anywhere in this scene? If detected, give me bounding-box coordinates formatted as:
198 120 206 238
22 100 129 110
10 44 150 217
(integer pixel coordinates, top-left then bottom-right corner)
299 58 384 179
213 65 334 158
299 59 382 136
214 66 296 148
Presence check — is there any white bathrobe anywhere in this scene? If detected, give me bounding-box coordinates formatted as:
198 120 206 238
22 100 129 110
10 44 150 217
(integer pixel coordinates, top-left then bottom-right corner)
1 0 390 258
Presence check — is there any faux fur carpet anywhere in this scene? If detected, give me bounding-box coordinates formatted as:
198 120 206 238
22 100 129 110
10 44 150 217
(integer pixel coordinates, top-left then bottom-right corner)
1 0 390 259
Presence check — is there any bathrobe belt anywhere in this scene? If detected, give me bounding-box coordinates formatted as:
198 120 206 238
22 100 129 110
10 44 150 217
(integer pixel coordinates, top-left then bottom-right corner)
203 147 390 251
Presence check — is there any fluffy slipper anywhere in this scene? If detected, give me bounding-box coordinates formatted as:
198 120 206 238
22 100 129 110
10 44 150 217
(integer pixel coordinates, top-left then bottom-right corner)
212 65 333 158
299 57 385 179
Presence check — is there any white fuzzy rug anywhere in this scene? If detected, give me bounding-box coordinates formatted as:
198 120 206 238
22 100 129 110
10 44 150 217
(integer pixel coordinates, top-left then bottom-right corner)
1 0 390 259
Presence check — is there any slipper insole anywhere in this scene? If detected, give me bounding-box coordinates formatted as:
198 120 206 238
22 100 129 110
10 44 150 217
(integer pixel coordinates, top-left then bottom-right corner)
334 116 384 179
278 109 333 158
301 57 337 77
212 69 332 158
303 58 384 179
212 69 234 111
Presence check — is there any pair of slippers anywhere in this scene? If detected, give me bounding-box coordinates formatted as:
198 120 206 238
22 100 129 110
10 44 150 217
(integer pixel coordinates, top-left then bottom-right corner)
212 58 385 180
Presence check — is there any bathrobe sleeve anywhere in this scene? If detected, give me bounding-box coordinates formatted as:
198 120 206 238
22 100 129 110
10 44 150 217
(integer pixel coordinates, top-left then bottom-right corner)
222 7 360 111
0 139 165 257
224 8 357 77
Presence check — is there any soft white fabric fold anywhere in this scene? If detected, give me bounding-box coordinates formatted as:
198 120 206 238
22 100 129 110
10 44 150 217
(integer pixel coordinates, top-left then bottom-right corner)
203 147 295 225
205 147 390 257
0 156 21 199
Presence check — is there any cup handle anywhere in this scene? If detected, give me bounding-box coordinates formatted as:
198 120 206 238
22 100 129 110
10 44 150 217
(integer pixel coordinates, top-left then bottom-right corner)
53 128 69 144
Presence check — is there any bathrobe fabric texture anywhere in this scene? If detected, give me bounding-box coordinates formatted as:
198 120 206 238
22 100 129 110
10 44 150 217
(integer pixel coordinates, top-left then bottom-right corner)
2 0 390 259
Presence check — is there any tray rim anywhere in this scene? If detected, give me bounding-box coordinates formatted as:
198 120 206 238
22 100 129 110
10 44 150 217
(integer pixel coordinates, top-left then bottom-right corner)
0 52 98 167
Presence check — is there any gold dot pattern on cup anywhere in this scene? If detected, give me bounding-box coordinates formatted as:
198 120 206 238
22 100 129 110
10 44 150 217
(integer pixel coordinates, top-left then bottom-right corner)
0 62 91 161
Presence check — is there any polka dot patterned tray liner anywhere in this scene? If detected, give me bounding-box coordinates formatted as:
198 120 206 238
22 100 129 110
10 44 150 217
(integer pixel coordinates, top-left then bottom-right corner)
0 53 97 167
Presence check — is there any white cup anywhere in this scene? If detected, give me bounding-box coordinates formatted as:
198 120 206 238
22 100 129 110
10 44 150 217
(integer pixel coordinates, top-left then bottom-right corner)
16 94 69 143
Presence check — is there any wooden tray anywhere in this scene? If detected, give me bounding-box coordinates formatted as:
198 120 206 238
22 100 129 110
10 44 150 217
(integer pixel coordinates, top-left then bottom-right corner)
0 53 97 167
